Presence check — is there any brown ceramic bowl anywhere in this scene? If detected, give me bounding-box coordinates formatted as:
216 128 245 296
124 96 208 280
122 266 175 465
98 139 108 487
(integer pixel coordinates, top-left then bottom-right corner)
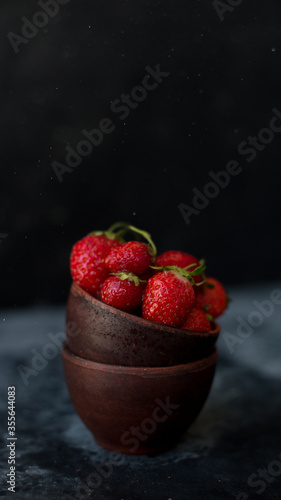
62 344 217 455
65 281 220 367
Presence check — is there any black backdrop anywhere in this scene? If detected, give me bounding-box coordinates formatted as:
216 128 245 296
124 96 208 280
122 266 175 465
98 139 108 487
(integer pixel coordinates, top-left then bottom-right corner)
1 0 281 307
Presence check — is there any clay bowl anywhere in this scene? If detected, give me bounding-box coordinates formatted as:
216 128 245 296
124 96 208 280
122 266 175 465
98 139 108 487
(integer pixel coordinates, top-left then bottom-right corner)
65 281 220 367
62 344 217 455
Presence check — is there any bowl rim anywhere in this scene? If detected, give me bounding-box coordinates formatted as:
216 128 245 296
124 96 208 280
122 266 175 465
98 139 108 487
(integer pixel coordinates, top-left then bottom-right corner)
62 344 217 376
70 281 220 338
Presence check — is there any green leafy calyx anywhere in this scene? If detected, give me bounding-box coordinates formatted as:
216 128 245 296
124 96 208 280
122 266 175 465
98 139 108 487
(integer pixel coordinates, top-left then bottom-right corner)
150 263 206 286
112 272 146 286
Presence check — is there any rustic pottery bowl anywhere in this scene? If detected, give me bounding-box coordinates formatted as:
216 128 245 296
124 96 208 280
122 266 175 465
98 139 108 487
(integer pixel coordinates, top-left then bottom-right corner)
62 344 217 455
66 281 220 367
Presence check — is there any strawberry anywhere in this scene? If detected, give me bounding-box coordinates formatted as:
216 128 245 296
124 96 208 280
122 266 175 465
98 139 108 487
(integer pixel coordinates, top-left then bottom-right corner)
105 241 154 276
181 307 211 332
105 225 157 276
101 272 145 313
142 269 197 327
70 223 127 298
195 277 227 318
155 250 203 285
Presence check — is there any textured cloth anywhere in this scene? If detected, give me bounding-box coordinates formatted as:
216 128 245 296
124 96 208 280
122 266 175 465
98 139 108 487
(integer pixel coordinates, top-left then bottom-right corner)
0 282 281 499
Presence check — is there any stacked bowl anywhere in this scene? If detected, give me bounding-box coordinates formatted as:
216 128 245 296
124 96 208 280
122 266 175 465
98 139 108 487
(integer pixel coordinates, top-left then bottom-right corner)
62 281 220 455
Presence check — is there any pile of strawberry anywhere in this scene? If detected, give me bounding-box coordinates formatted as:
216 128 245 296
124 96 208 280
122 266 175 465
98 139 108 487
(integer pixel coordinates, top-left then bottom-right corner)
70 223 228 332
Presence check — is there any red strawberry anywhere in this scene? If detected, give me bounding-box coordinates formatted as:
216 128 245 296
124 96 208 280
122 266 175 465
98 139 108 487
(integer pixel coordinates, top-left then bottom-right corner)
195 277 227 318
70 234 121 298
101 273 145 313
105 241 154 276
155 251 203 285
142 270 196 327
181 307 211 332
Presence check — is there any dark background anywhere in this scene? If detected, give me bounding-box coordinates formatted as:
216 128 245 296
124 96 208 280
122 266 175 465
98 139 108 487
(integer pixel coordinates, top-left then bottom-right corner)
1 0 281 307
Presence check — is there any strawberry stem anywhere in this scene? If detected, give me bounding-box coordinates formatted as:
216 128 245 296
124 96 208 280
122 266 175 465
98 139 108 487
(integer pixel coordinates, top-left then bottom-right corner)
112 271 146 286
205 281 215 289
89 221 130 242
150 263 206 286
127 225 157 257
107 221 130 234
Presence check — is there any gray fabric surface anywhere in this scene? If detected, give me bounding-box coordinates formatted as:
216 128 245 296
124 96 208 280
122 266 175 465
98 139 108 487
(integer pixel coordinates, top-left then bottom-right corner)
0 282 281 499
